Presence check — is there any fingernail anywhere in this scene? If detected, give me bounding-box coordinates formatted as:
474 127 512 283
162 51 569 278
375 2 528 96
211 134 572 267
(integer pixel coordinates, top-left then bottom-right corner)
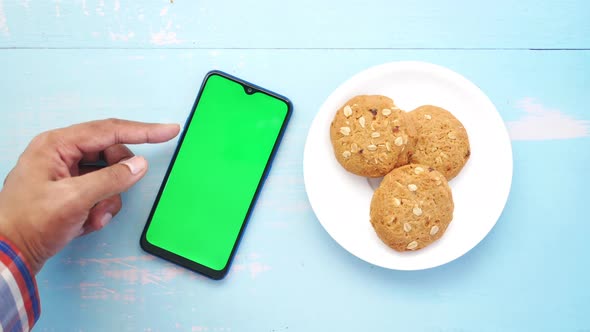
119 156 146 175
100 213 113 227
165 123 181 133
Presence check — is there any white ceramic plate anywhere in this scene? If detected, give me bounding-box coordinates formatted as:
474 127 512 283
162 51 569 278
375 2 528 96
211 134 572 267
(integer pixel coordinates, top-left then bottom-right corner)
303 61 512 270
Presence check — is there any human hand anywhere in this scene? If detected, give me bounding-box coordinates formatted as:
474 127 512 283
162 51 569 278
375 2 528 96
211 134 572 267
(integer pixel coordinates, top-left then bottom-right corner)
0 119 180 274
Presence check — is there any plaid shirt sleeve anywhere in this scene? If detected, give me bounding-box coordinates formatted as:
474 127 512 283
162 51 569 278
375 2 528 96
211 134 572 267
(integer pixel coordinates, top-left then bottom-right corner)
0 237 41 332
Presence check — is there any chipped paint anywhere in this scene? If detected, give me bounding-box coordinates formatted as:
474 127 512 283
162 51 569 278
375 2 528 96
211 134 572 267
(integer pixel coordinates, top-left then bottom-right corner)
66 255 155 266
96 0 105 16
82 0 89 15
79 282 137 302
150 30 180 45
110 31 135 42
508 97 590 140
54 0 61 17
0 0 9 36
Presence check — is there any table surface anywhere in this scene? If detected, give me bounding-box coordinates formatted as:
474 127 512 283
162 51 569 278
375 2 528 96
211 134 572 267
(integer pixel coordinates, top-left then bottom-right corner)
1 1 589 331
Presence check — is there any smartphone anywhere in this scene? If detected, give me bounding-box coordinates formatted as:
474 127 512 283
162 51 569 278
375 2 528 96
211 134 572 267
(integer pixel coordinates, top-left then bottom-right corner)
140 70 292 280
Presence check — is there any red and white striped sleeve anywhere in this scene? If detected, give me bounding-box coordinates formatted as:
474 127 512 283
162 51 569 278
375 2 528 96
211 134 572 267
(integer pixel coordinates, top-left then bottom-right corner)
0 237 41 332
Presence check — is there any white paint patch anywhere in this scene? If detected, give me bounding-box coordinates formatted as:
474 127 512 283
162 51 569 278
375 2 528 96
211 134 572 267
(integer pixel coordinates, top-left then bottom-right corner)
150 30 181 45
55 0 61 17
508 97 590 140
96 0 105 16
109 31 134 42
110 31 129 42
237 54 246 69
0 0 9 36
82 0 89 16
114 0 120 12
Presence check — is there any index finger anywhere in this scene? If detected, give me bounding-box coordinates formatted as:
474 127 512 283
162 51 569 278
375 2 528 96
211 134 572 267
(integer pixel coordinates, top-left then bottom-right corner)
62 118 180 153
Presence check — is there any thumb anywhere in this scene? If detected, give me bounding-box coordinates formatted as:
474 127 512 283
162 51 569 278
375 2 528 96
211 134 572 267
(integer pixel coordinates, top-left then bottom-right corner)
73 156 148 206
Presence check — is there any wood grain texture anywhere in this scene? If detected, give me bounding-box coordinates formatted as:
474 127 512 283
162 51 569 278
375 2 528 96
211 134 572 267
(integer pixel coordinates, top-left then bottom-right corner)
0 49 589 330
1 1 589 331
0 0 589 49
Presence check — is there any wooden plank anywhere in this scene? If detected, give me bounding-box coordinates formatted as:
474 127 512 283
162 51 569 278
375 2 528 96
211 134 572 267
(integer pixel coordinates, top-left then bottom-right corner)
0 0 589 49
0 49 588 330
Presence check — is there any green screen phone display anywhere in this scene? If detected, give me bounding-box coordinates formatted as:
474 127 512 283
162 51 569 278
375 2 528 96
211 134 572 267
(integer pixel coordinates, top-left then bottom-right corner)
141 71 291 279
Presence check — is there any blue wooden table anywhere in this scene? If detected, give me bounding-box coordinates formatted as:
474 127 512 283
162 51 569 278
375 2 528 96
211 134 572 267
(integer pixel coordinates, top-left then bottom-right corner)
1 1 589 331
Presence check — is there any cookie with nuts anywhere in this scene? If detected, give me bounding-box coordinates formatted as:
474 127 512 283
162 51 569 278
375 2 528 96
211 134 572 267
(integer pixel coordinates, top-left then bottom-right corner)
330 95 414 177
394 109 417 168
369 164 454 252
409 105 470 180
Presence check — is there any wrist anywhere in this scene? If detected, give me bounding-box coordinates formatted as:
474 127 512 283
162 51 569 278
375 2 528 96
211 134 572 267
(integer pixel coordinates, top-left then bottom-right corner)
0 214 43 275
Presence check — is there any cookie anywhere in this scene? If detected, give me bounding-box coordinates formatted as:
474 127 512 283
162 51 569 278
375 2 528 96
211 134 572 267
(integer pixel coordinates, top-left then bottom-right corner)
395 110 417 168
409 105 470 180
330 95 413 178
370 164 454 252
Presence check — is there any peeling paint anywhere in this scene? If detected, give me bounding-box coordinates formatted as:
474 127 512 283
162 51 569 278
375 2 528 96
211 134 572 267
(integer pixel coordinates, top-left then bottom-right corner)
150 30 180 45
0 0 9 36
